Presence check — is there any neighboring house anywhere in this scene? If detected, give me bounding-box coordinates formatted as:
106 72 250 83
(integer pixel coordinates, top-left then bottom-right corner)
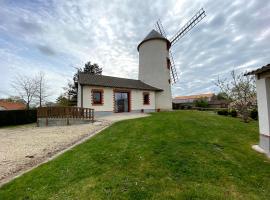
77 30 172 116
173 93 214 104
245 63 270 157
173 93 229 109
208 100 229 108
0 100 26 110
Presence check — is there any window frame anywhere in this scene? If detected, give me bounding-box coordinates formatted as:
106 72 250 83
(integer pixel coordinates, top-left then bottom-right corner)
143 92 150 105
91 89 103 105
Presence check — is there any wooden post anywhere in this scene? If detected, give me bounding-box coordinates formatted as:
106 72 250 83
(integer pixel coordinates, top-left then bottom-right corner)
67 107 70 125
46 108 48 126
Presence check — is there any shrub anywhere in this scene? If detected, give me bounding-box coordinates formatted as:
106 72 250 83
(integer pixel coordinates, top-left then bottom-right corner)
250 109 258 120
194 98 209 108
230 110 237 117
0 109 37 127
217 110 228 116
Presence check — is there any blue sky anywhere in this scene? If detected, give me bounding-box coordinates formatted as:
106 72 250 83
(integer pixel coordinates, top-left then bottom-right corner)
0 0 269 101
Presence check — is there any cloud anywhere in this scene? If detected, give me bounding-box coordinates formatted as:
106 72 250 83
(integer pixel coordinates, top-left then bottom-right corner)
0 0 270 101
37 44 57 56
17 19 44 35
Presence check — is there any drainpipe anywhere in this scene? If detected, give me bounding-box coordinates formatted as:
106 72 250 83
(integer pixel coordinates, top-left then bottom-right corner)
81 84 83 108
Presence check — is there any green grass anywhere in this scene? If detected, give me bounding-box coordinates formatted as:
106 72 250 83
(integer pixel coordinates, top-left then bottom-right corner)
0 111 269 200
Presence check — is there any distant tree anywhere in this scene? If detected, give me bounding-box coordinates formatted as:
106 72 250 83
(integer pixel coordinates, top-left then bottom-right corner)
215 70 256 122
216 92 229 100
194 98 209 108
65 61 102 106
72 62 103 83
1 96 26 103
12 74 38 109
81 62 102 75
56 94 72 106
35 72 51 107
63 82 77 106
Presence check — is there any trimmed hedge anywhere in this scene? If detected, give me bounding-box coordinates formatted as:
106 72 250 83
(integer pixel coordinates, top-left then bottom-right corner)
230 110 237 117
217 110 229 116
250 109 258 120
0 109 37 127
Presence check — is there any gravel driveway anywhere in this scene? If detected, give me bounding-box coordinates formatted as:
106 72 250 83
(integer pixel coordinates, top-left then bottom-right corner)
0 113 149 186
0 121 111 186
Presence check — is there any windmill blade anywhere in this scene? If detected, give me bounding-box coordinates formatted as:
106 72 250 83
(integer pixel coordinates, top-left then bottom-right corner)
156 19 167 38
169 52 179 84
170 8 206 46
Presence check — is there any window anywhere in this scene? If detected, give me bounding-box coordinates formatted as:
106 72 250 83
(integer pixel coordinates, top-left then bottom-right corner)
167 57 171 69
92 89 103 105
143 92 150 105
167 42 170 51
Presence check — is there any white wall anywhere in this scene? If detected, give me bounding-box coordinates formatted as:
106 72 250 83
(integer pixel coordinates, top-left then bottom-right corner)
79 85 156 112
138 40 172 110
132 90 156 110
82 86 114 112
256 77 270 136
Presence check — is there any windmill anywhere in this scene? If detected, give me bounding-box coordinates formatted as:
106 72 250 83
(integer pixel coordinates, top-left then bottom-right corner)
155 8 206 84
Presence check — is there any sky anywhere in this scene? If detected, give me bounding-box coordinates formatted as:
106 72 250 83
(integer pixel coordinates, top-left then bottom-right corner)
0 0 269 101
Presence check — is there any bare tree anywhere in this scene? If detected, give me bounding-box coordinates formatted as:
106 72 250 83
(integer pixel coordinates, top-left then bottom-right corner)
12 74 38 110
215 70 256 122
35 72 50 107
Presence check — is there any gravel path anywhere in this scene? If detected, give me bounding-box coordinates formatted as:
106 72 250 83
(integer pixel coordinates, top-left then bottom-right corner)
0 121 111 186
0 113 149 186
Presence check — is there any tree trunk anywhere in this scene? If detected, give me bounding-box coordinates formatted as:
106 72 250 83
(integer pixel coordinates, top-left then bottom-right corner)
242 110 249 123
39 97 42 108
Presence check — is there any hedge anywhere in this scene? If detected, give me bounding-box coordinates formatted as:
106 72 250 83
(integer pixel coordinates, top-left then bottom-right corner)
0 109 37 127
250 109 258 120
217 110 229 116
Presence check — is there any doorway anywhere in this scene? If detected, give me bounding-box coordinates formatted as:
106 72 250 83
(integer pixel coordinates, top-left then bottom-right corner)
114 92 130 113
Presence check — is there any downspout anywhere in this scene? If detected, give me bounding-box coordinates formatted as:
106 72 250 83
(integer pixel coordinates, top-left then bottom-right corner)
81 84 83 108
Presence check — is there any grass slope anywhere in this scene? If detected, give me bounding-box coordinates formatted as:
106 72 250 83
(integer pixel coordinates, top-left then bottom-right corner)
0 111 269 200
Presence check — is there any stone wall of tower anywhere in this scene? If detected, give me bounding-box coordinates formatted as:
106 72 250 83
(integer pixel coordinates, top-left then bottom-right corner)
138 39 172 110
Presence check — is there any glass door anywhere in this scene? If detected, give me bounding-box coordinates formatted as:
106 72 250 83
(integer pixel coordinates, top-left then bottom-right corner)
115 92 129 112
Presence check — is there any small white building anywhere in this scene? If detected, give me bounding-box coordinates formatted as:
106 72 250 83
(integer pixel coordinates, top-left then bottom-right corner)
77 30 172 116
246 64 270 156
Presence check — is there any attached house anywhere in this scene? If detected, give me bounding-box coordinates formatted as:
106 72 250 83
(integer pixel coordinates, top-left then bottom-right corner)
77 74 162 116
77 29 173 116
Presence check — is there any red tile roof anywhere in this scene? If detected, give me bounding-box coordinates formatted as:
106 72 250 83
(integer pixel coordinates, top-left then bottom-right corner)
0 101 26 110
174 93 214 100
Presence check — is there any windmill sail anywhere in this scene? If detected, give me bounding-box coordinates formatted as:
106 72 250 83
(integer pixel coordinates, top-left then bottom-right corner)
170 8 206 46
155 19 179 84
169 51 178 84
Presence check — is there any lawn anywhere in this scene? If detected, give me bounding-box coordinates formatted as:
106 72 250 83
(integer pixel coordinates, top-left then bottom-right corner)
0 111 269 200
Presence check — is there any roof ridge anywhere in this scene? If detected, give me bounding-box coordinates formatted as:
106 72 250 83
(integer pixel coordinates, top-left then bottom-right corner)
79 73 138 81
78 73 163 91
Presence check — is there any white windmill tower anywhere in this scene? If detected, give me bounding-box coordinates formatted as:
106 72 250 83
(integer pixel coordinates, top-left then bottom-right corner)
138 8 206 110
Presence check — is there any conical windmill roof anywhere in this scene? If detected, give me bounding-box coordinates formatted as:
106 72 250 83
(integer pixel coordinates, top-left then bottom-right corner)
137 29 171 51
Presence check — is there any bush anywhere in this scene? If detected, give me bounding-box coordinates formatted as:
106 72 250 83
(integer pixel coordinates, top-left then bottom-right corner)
194 98 209 108
217 110 228 116
0 109 37 127
230 110 237 117
250 109 258 120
